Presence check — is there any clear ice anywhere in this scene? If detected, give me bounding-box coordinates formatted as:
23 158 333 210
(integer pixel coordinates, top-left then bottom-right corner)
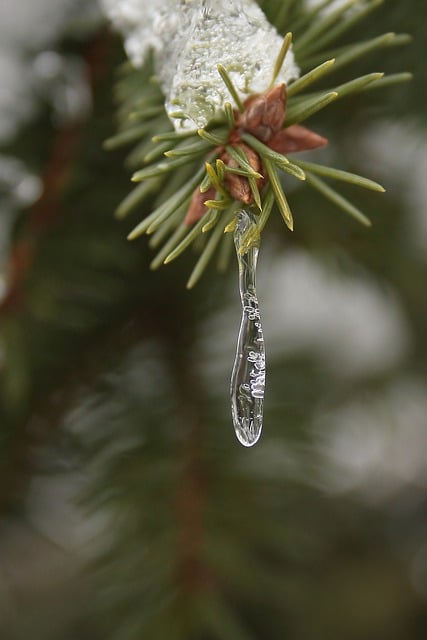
230 210 265 447
101 0 299 131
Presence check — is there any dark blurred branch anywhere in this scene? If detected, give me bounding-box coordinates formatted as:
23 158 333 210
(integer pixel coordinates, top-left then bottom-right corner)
0 31 112 508
0 32 111 315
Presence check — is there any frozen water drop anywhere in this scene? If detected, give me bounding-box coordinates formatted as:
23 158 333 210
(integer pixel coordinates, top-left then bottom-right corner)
230 209 265 447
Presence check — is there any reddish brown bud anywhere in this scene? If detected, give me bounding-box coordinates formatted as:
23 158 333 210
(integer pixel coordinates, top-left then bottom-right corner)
184 185 216 226
184 85 327 218
222 143 263 204
225 143 262 174
225 173 252 204
269 124 328 154
238 83 286 142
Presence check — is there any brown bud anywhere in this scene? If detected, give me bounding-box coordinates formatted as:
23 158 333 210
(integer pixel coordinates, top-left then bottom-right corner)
184 185 216 226
225 173 252 204
238 83 286 142
226 143 262 174
222 143 263 204
269 124 328 154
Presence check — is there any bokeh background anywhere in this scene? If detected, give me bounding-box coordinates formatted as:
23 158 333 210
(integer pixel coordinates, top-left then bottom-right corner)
0 1 426 638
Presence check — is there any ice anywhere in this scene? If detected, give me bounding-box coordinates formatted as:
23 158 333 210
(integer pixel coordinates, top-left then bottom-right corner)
230 209 266 447
101 0 299 130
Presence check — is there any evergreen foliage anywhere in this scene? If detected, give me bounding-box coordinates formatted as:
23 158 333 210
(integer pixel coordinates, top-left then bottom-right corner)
108 0 410 287
1 2 426 639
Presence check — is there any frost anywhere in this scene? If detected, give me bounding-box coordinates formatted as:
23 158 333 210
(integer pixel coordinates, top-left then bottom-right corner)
101 0 299 130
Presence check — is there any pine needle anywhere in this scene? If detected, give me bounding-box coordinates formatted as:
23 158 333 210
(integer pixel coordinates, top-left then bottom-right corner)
217 64 244 112
115 177 163 219
240 134 305 181
205 163 228 196
202 209 221 233
285 92 338 125
197 128 228 146
150 222 188 270
152 130 197 143
186 218 230 288
263 158 294 231
143 140 176 163
164 216 208 264
243 137 305 181
216 159 226 182
200 171 213 193
104 123 153 150
293 159 385 192
128 165 206 239
274 0 298 33
131 156 198 181
248 176 262 210
217 231 234 273
305 172 372 226
127 105 165 122
287 59 336 97
225 146 262 177
301 0 384 58
124 120 170 166
240 134 289 167
364 72 413 91
278 160 306 182
203 198 232 210
302 32 411 73
290 0 337 35
126 208 162 240
148 207 183 249
332 72 384 98
271 32 293 87
224 102 236 128
295 0 358 53
164 139 211 158
258 187 275 232
224 165 262 179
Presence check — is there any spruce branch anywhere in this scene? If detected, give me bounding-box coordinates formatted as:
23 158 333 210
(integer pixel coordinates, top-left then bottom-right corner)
104 1 410 286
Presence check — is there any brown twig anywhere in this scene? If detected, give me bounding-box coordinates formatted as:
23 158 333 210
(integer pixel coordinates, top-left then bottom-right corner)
0 31 112 508
0 32 111 314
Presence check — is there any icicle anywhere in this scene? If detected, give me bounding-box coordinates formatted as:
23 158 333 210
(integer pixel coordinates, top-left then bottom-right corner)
230 209 266 447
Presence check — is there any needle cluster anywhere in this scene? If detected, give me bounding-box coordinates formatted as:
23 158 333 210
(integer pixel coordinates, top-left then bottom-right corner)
105 1 411 288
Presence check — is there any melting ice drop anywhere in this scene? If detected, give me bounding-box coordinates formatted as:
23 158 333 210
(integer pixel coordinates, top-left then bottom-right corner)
230 209 266 447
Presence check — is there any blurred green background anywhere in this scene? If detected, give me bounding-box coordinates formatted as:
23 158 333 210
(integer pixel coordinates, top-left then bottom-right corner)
0 1 426 638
